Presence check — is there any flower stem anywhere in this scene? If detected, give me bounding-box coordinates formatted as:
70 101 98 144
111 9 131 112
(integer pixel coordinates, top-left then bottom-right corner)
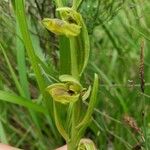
68 36 80 149
72 0 83 10
55 0 63 7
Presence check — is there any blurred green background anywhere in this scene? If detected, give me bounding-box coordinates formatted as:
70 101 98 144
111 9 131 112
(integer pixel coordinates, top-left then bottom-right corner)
0 0 150 149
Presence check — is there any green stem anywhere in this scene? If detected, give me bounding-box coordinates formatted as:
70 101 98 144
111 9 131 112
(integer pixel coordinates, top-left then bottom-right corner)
72 0 83 10
67 36 80 148
67 137 79 150
67 101 83 149
67 103 77 150
15 0 60 140
67 124 79 150
55 0 63 7
69 37 79 80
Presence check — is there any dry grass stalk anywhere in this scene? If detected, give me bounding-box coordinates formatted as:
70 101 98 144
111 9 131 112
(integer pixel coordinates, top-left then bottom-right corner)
123 115 142 134
139 40 145 93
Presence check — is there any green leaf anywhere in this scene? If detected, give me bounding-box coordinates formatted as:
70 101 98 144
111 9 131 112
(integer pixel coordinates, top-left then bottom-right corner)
76 74 98 128
14 0 55 116
72 0 83 10
0 43 25 97
0 121 8 144
16 22 30 98
78 20 90 75
15 0 47 95
55 0 63 7
53 101 70 141
91 62 127 112
0 90 48 114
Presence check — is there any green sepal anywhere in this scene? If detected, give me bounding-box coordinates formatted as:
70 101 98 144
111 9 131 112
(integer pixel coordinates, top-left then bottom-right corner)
56 7 82 25
59 74 82 88
42 18 81 37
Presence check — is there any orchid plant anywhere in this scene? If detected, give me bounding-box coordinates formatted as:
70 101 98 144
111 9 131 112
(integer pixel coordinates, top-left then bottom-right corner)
42 0 99 149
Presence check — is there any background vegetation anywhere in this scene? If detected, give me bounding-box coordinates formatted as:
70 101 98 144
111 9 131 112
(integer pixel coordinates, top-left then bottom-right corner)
0 0 150 149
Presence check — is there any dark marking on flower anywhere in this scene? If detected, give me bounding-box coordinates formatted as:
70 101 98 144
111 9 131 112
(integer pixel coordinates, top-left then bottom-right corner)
67 17 77 24
67 89 75 95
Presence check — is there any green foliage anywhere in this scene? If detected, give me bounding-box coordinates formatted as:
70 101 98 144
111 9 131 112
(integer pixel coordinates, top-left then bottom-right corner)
0 0 150 149
80 0 125 33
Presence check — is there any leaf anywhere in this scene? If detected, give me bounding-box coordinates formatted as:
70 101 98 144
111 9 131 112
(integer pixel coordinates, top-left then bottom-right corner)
76 74 98 128
15 0 47 96
78 20 90 75
72 0 83 10
0 90 47 114
15 0 54 117
16 22 30 98
0 121 8 144
53 101 70 141
0 43 25 97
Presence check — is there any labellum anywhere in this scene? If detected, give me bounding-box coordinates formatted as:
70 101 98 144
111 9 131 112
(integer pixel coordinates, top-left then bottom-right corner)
47 82 80 104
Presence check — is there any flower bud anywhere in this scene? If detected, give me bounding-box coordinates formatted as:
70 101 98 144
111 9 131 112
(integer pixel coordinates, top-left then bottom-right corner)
78 138 97 150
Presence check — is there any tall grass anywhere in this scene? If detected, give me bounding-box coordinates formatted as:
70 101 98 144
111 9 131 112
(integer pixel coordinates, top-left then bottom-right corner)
0 0 150 149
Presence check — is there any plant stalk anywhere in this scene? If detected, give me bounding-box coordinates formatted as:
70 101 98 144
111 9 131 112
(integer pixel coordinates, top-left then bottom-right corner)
72 0 83 10
55 0 63 7
68 36 80 149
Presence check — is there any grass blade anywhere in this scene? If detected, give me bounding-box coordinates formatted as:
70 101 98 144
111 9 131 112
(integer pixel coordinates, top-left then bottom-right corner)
15 0 46 95
16 22 30 98
0 43 25 97
0 90 47 114
0 121 8 144
14 0 54 118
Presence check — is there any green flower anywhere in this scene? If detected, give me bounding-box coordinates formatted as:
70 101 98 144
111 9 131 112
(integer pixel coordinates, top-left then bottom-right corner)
56 7 82 26
42 18 81 37
46 75 90 104
46 75 82 104
42 7 83 37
